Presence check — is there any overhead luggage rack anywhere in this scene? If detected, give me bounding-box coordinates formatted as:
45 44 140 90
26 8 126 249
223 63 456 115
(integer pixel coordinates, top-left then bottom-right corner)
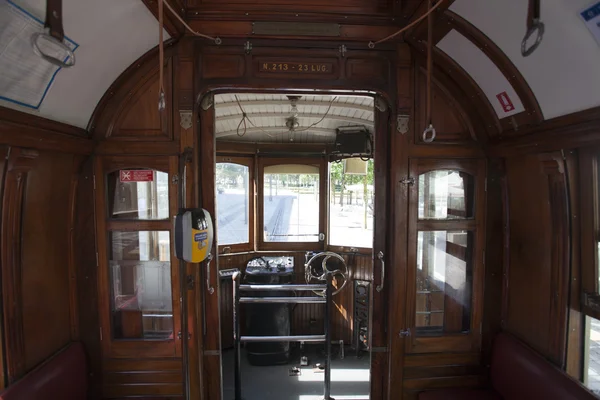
232 273 334 400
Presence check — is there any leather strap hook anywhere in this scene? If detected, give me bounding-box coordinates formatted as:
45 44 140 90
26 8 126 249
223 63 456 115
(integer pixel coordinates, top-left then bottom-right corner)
522 0 544 57
32 0 75 68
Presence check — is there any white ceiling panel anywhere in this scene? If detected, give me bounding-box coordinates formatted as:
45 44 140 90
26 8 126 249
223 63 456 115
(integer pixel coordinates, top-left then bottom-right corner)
0 0 166 128
450 0 600 119
438 29 525 118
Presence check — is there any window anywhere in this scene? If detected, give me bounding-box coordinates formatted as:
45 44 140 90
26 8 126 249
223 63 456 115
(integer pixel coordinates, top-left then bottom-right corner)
97 158 180 357
328 158 374 249
584 316 600 395
110 231 172 339
416 230 473 335
215 157 253 251
581 150 600 320
107 170 169 219
258 159 325 250
407 160 484 353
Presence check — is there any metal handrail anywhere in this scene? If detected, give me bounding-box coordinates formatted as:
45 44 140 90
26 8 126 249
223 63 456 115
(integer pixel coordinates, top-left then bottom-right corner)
233 271 333 400
240 297 325 304
239 284 327 291
241 335 326 343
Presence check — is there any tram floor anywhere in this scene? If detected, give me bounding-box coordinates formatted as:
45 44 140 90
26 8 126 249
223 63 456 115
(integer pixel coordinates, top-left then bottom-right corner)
222 346 371 400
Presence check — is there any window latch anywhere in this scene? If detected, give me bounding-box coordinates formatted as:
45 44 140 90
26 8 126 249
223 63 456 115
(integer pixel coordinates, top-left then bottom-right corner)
399 329 411 337
400 177 415 185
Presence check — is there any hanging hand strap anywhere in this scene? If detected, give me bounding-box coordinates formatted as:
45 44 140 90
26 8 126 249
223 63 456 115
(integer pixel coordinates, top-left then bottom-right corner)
45 0 64 41
522 0 544 57
31 0 75 67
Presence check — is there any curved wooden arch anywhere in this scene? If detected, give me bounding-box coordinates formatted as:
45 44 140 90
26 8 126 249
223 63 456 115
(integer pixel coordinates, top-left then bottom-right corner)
440 10 544 127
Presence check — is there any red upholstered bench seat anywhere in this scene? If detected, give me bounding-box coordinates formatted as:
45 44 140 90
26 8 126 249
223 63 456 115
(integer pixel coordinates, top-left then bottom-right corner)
419 333 597 400
0 342 88 400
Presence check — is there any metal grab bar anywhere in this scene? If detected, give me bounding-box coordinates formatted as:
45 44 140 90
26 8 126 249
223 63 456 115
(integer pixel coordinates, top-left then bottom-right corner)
241 335 326 343
240 284 327 291
240 297 325 304
233 272 333 400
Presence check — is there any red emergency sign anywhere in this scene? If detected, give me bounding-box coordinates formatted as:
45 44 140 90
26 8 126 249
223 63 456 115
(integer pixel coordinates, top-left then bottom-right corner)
120 170 154 182
496 91 515 113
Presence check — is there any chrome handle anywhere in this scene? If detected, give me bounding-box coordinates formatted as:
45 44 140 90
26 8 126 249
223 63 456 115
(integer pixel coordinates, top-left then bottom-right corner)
376 251 385 292
206 253 215 295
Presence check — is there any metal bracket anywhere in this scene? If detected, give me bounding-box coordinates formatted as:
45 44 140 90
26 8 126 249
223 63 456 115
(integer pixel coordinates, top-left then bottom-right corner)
179 110 192 130
397 114 410 134
399 329 411 337
186 275 195 290
200 92 214 111
399 177 415 185
339 44 347 58
177 331 192 340
244 41 252 54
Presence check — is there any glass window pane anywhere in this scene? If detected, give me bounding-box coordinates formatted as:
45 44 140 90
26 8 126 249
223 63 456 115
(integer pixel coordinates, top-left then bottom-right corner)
329 159 374 248
216 163 250 245
418 170 474 220
107 170 169 220
416 230 473 336
585 315 600 394
109 231 173 340
263 165 320 242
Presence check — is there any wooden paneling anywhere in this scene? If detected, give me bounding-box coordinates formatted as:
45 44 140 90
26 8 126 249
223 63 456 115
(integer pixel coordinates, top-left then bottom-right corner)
202 54 245 79
102 358 183 398
21 151 75 371
110 59 173 141
504 153 570 364
1 148 38 382
415 68 473 143
489 105 600 157
186 0 398 22
0 107 92 155
89 43 177 142
0 148 83 383
74 157 103 399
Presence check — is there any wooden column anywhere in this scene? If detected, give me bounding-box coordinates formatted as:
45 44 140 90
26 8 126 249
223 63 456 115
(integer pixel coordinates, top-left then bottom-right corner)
0 147 38 383
539 152 570 367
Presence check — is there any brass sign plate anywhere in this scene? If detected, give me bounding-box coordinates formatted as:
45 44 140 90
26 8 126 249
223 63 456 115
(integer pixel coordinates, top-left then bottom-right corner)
252 22 340 37
259 61 333 74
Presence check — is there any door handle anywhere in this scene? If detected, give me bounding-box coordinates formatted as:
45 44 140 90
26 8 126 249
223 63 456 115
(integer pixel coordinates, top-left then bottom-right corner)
206 253 215 295
376 251 385 292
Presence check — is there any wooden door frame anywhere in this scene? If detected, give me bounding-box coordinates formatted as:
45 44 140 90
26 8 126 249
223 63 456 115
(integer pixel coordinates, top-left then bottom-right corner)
195 87 392 400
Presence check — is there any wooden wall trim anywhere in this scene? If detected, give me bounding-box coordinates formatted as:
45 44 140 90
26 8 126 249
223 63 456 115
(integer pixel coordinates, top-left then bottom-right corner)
0 148 39 383
441 10 543 127
408 39 498 142
0 107 92 155
539 152 570 367
488 105 600 157
141 0 185 38
88 40 178 139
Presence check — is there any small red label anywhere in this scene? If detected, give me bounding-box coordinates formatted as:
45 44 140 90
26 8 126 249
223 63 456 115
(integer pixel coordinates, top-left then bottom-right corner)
120 170 154 182
496 91 515 113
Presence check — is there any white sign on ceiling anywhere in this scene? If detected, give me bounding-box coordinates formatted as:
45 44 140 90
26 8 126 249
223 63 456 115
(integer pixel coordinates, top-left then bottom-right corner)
581 1 600 46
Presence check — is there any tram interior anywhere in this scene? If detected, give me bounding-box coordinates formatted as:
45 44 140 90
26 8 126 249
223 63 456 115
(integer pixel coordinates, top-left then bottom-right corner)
214 93 375 399
2 0 600 400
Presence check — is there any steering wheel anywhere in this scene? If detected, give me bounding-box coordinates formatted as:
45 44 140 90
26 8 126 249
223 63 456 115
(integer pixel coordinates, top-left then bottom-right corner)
304 251 349 296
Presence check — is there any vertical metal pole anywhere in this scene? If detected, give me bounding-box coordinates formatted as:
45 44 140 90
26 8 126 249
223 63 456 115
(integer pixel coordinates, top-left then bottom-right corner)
324 273 332 400
233 271 242 400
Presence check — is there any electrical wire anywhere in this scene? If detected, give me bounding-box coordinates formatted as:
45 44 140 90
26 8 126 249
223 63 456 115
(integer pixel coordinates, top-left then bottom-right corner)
295 96 338 132
369 0 446 47
233 95 338 138
162 0 221 43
